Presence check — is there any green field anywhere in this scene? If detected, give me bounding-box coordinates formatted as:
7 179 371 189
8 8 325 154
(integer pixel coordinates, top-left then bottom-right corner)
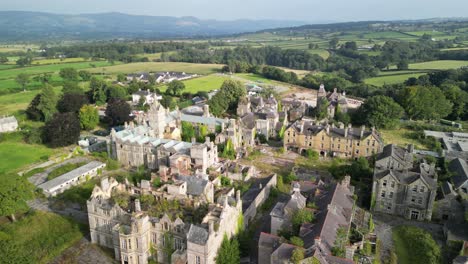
89 62 224 75
0 61 115 80
364 72 426 86
30 57 89 65
405 60 468 70
235 73 274 83
0 133 57 176
0 211 84 264
0 87 62 115
159 75 229 93
405 30 446 36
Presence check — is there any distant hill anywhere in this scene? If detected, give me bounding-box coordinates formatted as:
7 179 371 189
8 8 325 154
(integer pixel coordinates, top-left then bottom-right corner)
0 11 307 41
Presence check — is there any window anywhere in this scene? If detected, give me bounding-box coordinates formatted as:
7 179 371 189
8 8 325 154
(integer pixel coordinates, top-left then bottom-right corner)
412 186 418 192
420 186 425 192
128 239 131 250
121 239 127 249
389 192 393 198
196 256 201 264
411 196 416 203
387 203 392 210
391 181 395 188
383 180 387 187
381 191 386 198
418 198 423 204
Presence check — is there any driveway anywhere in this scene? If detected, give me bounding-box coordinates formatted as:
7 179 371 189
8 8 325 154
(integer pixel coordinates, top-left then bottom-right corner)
28 157 90 186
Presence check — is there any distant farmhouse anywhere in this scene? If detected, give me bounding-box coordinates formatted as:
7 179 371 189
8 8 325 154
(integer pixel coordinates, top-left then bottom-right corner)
127 72 197 84
0 116 18 133
132 89 162 105
372 144 438 221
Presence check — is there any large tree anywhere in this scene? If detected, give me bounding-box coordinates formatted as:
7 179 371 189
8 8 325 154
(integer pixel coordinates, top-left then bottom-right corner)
167 80 185 96
57 93 88 113
105 98 132 126
62 81 84 95
15 73 30 92
208 80 246 116
78 70 92 81
79 105 99 130
216 235 240 264
107 85 128 100
0 176 34 222
26 94 43 121
43 112 81 147
357 95 404 129
398 86 452 120
88 77 108 105
59 67 79 81
37 84 58 122
441 84 468 120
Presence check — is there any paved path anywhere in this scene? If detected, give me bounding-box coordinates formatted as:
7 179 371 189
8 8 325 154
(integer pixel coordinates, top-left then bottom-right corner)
28 157 90 186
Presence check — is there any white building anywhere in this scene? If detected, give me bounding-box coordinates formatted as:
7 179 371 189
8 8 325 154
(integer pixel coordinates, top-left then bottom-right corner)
38 161 106 197
0 116 18 133
132 90 162 105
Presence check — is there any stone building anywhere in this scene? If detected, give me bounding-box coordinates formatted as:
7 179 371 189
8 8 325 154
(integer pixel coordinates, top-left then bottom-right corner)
0 116 18 133
284 120 383 158
259 177 356 264
270 182 307 235
372 144 438 221
236 95 287 140
316 84 364 118
87 177 242 264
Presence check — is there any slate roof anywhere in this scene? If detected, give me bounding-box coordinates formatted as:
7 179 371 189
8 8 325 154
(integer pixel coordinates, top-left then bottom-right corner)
187 224 209 245
301 182 354 252
271 243 299 262
176 175 209 196
288 120 380 141
241 176 274 212
373 169 437 188
38 161 105 192
449 158 468 189
376 144 413 169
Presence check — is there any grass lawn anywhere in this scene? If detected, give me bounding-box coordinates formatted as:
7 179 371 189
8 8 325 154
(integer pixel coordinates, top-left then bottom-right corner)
159 75 229 93
89 62 224 75
380 128 427 150
0 133 58 176
0 87 62 116
235 73 274 84
364 72 426 86
0 211 84 264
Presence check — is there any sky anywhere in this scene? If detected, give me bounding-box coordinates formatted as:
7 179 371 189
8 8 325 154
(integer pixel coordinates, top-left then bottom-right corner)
1 0 468 22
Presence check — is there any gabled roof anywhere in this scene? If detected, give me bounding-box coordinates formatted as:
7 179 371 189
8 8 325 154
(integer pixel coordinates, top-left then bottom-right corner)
187 224 209 245
301 182 354 253
449 158 468 189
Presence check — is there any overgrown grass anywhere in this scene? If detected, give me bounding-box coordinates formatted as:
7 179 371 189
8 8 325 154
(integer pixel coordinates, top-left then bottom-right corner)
392 225 441 264
0 132 57 176
88 62 224 75
0 211 85 264
159 75 229 93
0 86 62 116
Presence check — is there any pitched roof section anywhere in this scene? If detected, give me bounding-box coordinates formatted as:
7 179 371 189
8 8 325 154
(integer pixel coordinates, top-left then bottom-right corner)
449 158 468 189
187 224 209 245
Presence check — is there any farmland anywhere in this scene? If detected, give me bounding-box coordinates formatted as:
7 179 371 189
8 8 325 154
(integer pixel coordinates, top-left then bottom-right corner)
0 87 62 115
88 62 224 75
159 75 230 93
364 72 426 86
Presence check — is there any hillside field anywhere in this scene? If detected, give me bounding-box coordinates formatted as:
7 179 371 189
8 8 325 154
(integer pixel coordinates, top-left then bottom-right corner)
89 62 224 75
159 75 229 93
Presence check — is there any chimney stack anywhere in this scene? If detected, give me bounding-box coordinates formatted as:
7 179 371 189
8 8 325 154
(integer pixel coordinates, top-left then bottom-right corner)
203 104 210 117
209 221 214 234
135 199 141 212
191 137 196 144
360 125 365 138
